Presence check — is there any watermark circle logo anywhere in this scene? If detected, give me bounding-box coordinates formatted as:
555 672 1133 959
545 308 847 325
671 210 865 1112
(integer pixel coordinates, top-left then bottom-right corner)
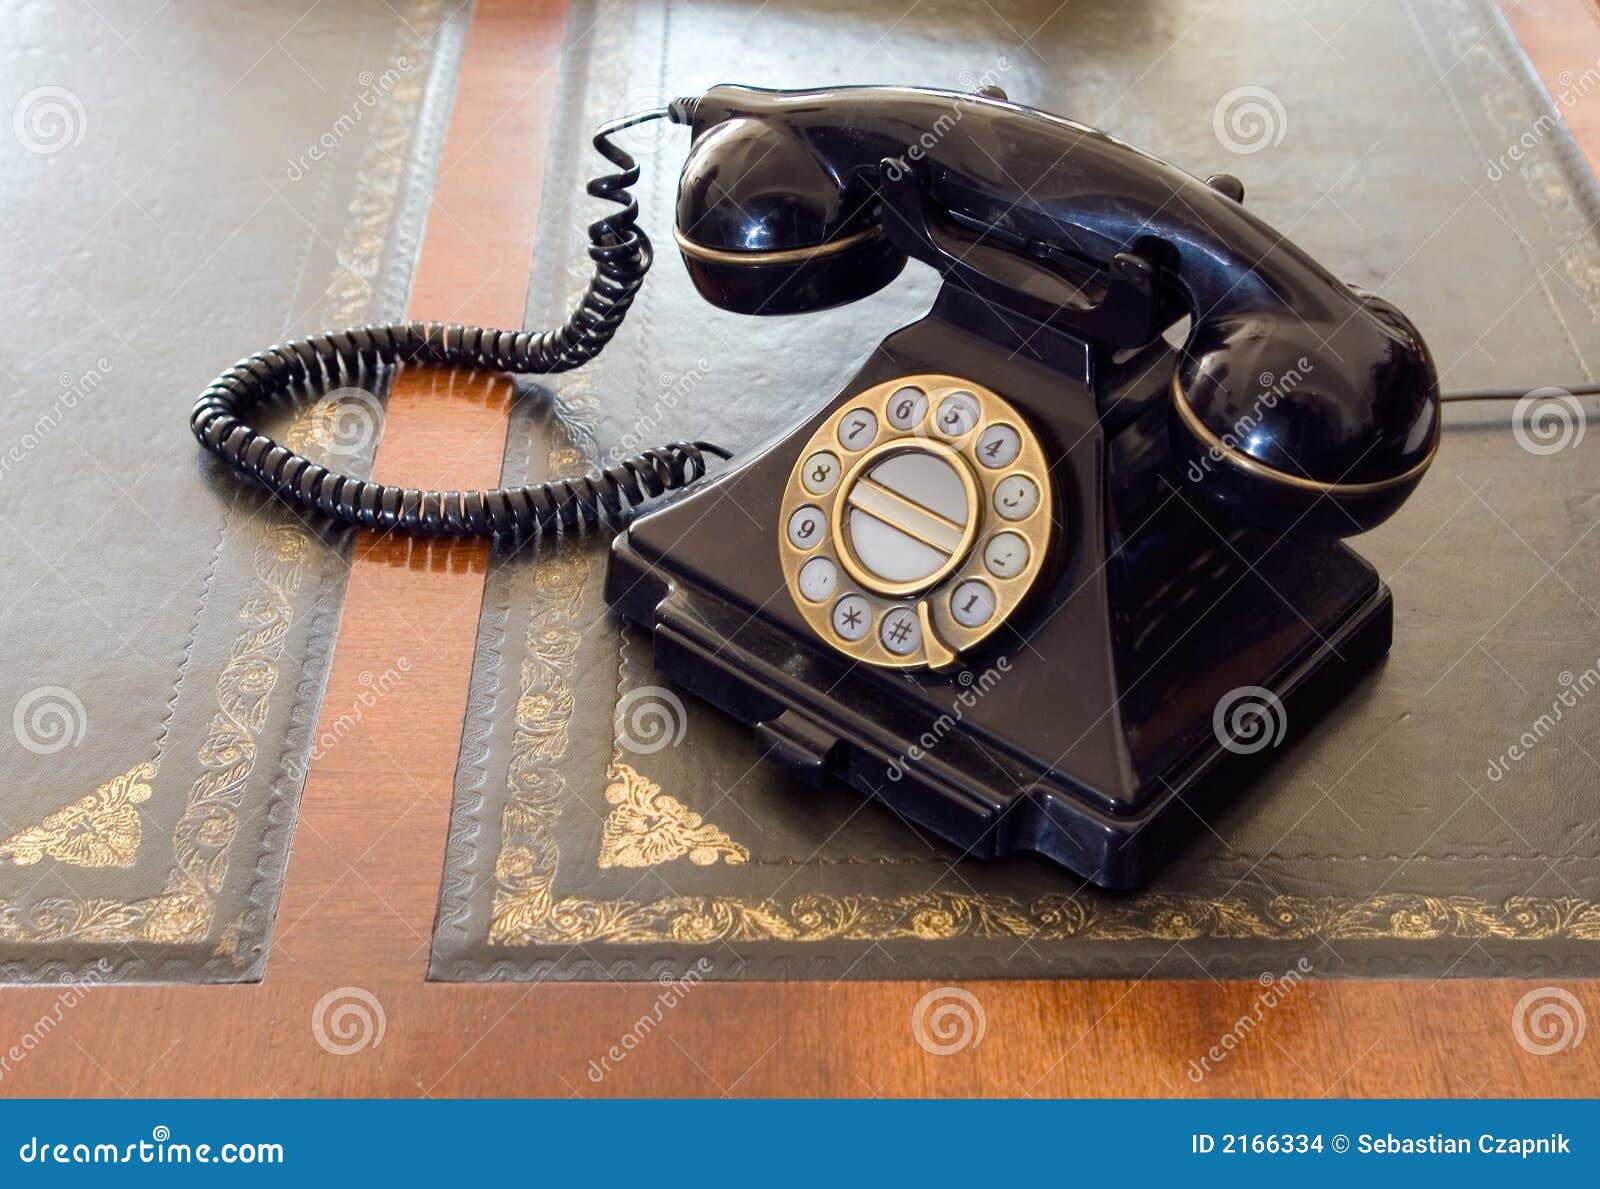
13 686 87 755
1512 387 1585 456
13 86 87 155
1212 85 1287 155
1512 986 1586 1055
1212 685 1287 755
911 986 986 1055
615 685 687 755
607 85 682 156
322 387 385 459
311 986 386 1055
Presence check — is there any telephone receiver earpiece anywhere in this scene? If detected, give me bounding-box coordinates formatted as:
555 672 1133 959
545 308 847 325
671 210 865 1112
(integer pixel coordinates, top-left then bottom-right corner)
671 84 1440 537
672 113 909 314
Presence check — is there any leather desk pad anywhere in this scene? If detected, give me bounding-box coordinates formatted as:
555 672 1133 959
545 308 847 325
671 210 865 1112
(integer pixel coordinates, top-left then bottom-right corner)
431 0 1600 981
0 0 466 983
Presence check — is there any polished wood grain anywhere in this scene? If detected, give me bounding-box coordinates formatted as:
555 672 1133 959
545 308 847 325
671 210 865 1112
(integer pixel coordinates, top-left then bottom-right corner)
266 0 568 991
1 0 1598 1099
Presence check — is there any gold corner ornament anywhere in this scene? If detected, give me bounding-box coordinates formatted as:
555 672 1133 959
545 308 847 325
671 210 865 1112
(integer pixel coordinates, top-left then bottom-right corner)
0 762 156 869
597 763 748 869
0 526 308 948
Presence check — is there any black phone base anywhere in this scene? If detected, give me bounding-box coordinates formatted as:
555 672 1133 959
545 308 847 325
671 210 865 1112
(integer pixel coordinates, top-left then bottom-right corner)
606 287 1393 889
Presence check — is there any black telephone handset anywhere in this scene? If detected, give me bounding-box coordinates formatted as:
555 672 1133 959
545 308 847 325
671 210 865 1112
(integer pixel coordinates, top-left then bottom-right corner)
672 85 1439 536
194 84 1443 887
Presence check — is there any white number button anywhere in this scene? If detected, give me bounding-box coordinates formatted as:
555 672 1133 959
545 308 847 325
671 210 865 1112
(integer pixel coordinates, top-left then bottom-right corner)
832 593 871 641
879 606 922 655
787 504 828 549
950 580 996 627
983 531 1030 579
993 474 1040 521
976 424 1021 468
886 386 928 430
802 450 841 495
798 556 838 602
837 409 878 451
934 391 981 438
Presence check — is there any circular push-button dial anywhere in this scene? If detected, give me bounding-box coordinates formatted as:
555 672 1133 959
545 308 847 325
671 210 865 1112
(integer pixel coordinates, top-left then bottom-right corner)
976 424 1021 468
879 606 923 655
779 374 1054 670
934 391 981 438
993 474 1040 521
950 580 996 627
983 531 1030 579
885 386 928 430
786 504 827 550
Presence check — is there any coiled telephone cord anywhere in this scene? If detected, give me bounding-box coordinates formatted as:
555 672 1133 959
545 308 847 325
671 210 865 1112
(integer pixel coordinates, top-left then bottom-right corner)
188 101 723 540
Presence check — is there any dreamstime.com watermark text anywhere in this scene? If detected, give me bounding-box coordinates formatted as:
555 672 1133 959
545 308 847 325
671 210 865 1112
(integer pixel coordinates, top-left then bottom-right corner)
285 58 412 181
0 967 108 1085
1185 358 1314 484
17 1127 283 1167
286 658 411 781
0 359 113 485
611 358 712 463
886 658 1011 782
1487 55 1600 182
880 57 1014 182
1485 656 1600 782
586 959 712 1083
1185 958 1313 1082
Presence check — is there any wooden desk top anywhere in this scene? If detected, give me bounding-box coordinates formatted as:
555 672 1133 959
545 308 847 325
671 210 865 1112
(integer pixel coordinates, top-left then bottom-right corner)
2 0 1597 1098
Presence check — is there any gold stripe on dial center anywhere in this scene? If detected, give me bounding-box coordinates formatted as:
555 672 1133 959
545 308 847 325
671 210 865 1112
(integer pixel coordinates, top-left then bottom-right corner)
846 475 967 554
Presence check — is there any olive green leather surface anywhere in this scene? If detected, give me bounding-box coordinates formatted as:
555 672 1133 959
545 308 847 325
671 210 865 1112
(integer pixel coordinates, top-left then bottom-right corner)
431 0 1600 980
0 0 466 982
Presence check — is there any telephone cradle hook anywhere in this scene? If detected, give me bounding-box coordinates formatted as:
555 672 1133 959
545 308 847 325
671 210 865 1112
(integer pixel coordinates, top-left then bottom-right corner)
875 159 1161 348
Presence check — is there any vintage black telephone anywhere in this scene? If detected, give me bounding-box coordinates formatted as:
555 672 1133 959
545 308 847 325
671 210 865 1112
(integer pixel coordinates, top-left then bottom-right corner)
194 84 1453 888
